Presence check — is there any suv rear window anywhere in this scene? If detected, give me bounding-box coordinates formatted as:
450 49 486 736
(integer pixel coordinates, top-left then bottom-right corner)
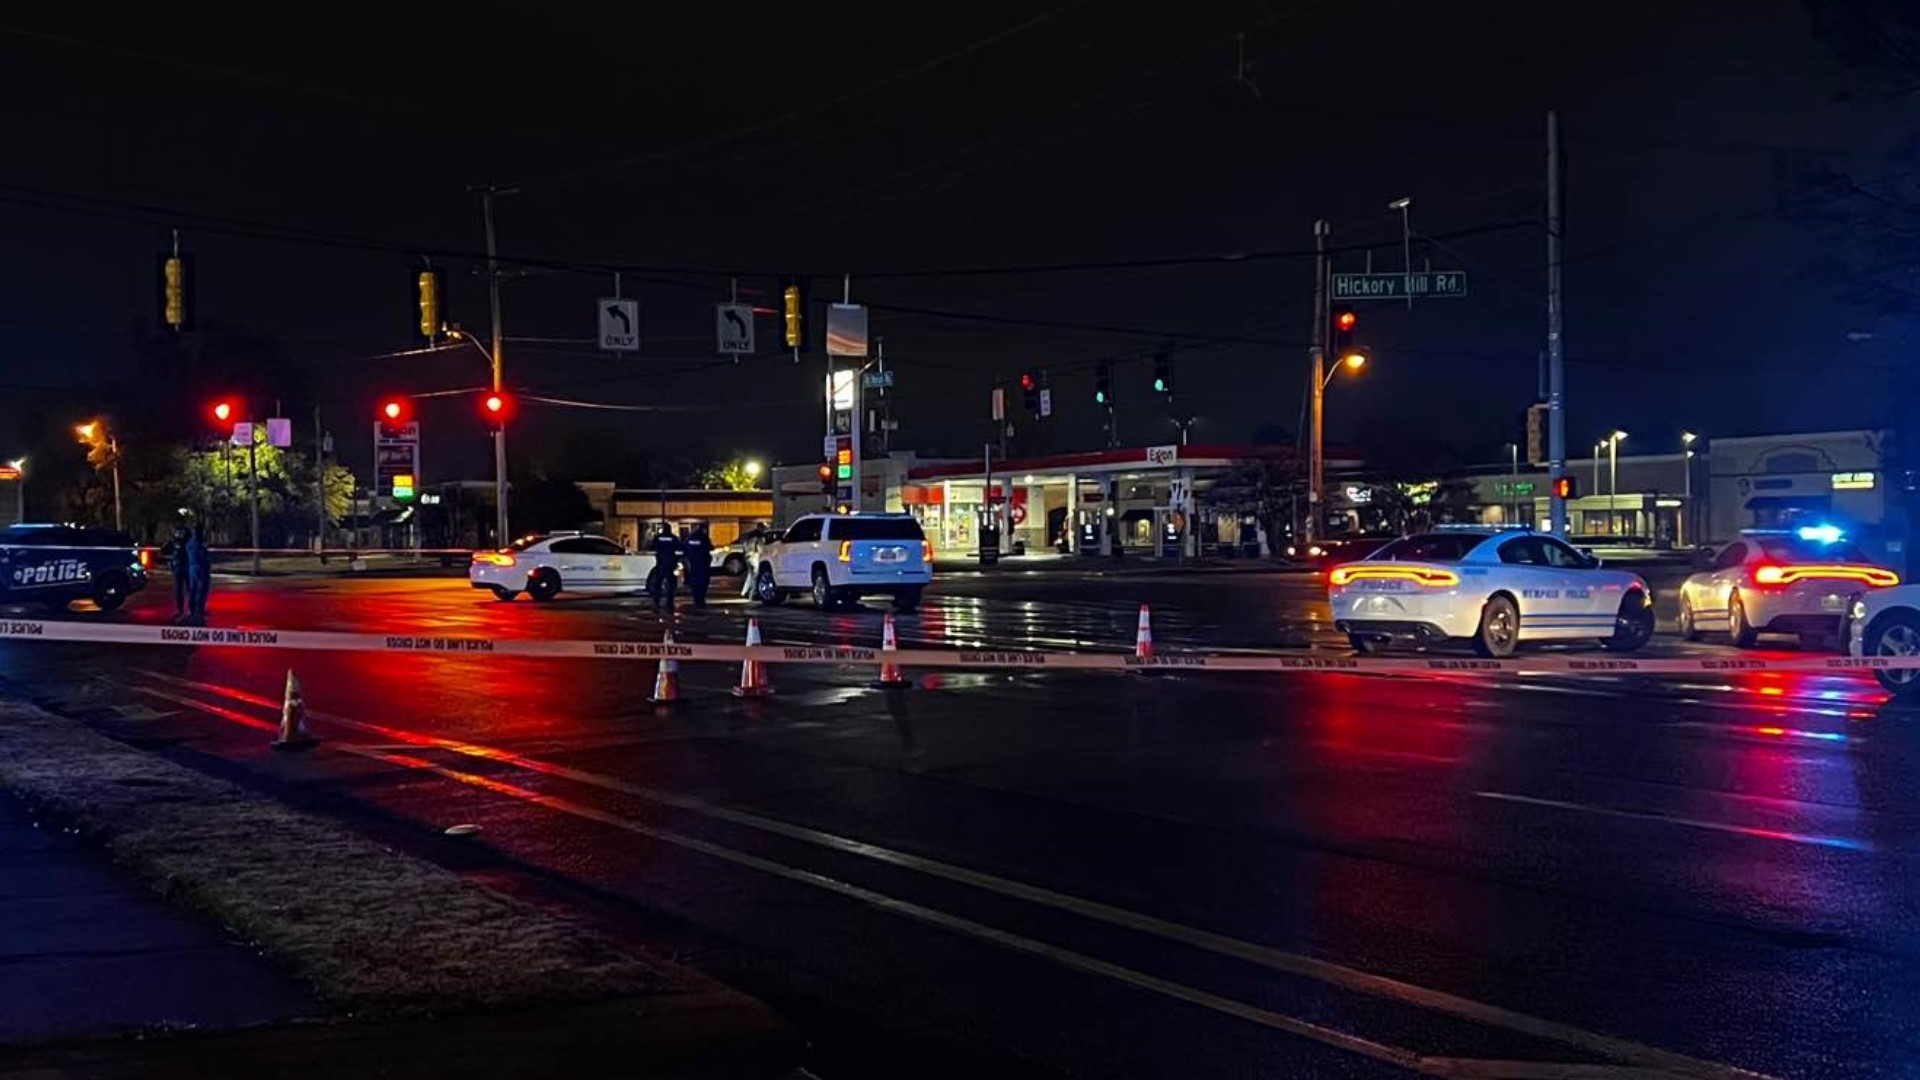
1371 533 1483 562
830 517 925 541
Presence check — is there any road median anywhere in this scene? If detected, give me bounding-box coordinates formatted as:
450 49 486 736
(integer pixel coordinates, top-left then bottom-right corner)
0 697 794 1075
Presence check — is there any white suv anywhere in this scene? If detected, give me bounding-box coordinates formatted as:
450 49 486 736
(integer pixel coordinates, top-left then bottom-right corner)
753 513 931 611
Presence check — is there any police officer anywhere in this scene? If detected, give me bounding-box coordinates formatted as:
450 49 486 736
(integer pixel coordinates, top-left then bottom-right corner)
647 522 681 615
162 523 191 622
682 524 713 609
186 526 213 623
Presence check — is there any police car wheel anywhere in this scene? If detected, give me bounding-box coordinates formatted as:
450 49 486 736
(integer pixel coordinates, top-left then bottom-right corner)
92 575 129 613
527 571 561 602
1728 590 1759 648
1869 611 1920 696
1473 595 1520 658
1678 595 1701 641
1348 633 1387 655
1601 593 1653 652
489 586 518 602
722 554 747 577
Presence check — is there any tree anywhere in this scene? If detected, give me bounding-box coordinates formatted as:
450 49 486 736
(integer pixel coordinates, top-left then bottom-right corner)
697 460 761 491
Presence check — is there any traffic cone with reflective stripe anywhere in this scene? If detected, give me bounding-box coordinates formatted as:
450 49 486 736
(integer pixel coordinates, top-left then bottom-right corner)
1134 604 1154 659
271 669 317 751
872 612 911 689
733 618 773 698
650 629 682 705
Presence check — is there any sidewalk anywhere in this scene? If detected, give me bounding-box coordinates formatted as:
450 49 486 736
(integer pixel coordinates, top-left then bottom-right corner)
0 790 314 1045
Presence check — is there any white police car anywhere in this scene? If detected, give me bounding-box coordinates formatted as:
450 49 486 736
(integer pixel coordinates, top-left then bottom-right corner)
0 523 150 613
469 532 657 602
1679 527 1897 649
1329 526 1654 657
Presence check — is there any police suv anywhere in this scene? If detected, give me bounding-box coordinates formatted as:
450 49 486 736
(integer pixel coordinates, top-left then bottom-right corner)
0 524 149 613
1328 526 1654 657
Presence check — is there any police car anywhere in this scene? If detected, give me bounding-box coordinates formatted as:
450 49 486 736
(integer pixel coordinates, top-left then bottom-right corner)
0 524 149 613
1847 585 1920 697
469 532 657 602
1328 526 1655 657
1678 527 1897 649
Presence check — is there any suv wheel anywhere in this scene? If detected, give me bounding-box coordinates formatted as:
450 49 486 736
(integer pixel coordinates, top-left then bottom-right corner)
755 565 785 605
811 566 836 610
92 574 128 613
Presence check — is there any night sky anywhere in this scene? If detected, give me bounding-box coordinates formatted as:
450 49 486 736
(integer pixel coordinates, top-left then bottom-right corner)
0 2 1903 483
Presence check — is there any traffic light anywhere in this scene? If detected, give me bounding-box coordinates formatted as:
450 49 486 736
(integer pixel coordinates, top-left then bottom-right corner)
1151 352 1172 397
480 390 513 429
817 462 834 493
159 252 194 331
782 278 808 350
415 268 443 342
1552 475 1578 500
1020 369 1040 415
378 397 414 435
1332 309 1357 360
211 400 234 425
1094 362 1112 406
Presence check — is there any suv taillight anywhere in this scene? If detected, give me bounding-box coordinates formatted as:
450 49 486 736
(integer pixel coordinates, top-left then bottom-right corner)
838 540 852 563
922 540 933 562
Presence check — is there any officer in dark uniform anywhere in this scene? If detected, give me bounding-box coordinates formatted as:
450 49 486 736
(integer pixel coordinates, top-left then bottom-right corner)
682 524 713 609
647 522 681 615
186 527 213 623
162 524 191 621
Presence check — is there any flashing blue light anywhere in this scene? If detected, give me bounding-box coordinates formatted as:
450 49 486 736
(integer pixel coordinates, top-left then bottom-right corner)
1797 524 1844 544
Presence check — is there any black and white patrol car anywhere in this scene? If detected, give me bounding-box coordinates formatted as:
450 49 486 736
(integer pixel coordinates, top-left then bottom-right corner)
0 523 150 613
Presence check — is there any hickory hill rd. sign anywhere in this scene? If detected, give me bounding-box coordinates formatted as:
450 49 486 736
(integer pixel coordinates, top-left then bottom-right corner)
1330 271 1468 301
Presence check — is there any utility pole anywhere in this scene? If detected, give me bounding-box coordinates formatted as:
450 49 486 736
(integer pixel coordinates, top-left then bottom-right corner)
1307 219 1330 545
1546 110 1569 537
314 404 326 561
479 186 515 546
248 422 260 575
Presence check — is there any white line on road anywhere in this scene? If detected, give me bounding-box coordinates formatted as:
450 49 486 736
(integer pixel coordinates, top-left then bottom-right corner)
125 671 1787 1080
1473 791 1869 852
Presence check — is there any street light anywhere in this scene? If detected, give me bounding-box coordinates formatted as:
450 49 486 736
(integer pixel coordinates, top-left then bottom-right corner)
1388 196 1414 311
7 457 23 523
1681 432 1698 546
744 459 763 484
1607 430 1628 536
73 421 121 531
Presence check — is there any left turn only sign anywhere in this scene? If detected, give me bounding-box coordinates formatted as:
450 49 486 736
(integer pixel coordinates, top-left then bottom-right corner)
598 298 639 352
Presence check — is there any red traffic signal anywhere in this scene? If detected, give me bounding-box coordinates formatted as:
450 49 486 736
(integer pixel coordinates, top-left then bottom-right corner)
1552 475 1578 500
378 398 413 425
210 399 240 426
1335 311 1357 333
1019 371 1036 392
480 391 513 426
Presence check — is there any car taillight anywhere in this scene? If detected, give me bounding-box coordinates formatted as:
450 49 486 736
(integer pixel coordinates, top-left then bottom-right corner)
922 540 933 562
1755 563 1896 588
137 548 151 569
838 540 852 563
1328 565 1460 587
473 552 515 567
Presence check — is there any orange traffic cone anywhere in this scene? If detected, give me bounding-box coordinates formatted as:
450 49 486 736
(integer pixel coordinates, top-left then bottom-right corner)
1134 604 1154 659
271 669 317 751
650 629 682 705
872 612 912 689
733 618 774 698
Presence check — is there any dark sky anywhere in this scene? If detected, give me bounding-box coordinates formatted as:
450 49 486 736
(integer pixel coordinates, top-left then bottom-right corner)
0 1 1904 482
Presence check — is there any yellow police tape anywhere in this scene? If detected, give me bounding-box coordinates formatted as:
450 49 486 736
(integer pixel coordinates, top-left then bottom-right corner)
0 617 1913 677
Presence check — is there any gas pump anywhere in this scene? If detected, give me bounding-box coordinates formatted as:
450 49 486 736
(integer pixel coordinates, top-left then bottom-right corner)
977 505 1001 566
1159 510 1182 559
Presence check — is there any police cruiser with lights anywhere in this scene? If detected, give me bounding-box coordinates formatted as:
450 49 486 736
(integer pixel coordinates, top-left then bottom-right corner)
0 523 149 613
1328 525 1654 656
469 532 657 602
1679 526 1896 649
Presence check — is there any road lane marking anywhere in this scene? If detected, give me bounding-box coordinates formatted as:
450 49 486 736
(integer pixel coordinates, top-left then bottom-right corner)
123 671 1786 1080
1473 791 1869 852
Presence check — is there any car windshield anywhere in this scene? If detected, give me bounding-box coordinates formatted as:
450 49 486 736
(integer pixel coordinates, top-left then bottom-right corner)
1369 533 1484 563
1757 537 1871 563
834 518 925 541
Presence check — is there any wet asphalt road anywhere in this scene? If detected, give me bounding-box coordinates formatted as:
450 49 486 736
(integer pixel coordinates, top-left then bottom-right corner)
2 568 1917 1079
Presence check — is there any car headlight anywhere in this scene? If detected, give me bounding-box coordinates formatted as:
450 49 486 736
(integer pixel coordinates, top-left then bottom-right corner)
1851 599 1868 621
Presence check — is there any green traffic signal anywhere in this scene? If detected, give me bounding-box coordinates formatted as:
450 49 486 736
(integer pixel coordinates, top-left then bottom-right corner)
1095 389 1107 404
1152 377 1167 393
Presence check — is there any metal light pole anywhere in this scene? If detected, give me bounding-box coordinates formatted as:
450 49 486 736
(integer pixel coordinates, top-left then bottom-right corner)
478 186 517 546
1607 430 1627 536
1307 219 1330 545
1507 442 1519 525
1389 196 1413 311
108 437 121 533
9 457 25 523
1546 111 1569 537
1681 431 1696 546
247 420 261 575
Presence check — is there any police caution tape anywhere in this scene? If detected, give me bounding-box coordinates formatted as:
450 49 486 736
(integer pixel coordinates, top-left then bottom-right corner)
0 618 1917 675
